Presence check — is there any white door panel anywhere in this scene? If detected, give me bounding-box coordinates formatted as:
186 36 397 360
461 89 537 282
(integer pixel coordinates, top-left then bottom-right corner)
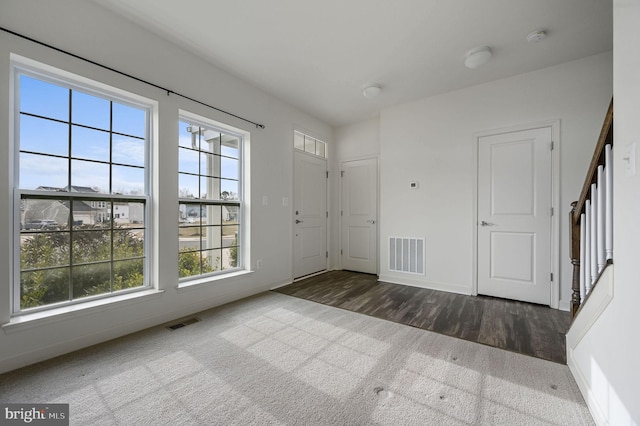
341 158 377 274
478 127 551 305
491 232 535 282
347 227 370 259
294 151 327 279
490 140 535 215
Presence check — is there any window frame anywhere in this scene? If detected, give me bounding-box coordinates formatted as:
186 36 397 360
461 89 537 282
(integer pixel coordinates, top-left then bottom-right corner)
294 130 327 158
11 59 154 315
177 111 245 282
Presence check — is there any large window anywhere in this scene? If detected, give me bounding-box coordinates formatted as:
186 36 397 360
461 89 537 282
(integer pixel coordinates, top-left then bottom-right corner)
178 116 242 279
14 68 150 312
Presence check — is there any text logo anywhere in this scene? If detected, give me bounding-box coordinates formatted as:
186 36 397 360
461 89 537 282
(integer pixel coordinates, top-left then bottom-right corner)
1 404 68 425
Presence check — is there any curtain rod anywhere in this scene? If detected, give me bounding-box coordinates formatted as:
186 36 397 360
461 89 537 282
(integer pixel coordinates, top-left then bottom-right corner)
0 26 266 129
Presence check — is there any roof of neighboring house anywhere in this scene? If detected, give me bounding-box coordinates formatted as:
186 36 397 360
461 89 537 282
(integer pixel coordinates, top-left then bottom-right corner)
35 185 100 193
25 197 97 213
68 185 99 193
36 186 63 191
72 201 94 212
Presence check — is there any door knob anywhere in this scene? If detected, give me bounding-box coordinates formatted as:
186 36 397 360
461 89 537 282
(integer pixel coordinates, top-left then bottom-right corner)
480 221 495 226
366 220 376 224
295 219 303 224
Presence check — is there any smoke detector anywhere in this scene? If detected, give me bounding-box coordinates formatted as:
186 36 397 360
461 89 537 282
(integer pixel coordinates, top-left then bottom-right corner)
527 30 547 43
363 85 382 98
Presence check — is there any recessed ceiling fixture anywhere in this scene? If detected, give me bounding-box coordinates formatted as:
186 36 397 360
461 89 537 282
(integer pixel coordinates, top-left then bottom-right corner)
363 85 382 98
464 46 492 69
527 30 547 43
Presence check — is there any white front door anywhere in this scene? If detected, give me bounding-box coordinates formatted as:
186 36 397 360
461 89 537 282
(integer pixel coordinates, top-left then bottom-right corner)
341 158 378 274
477 127 552 305
293 151 327 279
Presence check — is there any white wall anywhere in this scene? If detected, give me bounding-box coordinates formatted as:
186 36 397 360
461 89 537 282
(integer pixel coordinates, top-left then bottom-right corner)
567 1 640 424
0 0 332 373
335 117 380 161
378 52 613 305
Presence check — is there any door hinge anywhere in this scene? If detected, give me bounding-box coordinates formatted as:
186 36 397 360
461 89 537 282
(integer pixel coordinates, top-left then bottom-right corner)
550 273 553 282
341 249 343 255
550 141 554 151
326 251 329 258
341 171 345 177
340 210 343 216
550 207 554 216
326 211 328 218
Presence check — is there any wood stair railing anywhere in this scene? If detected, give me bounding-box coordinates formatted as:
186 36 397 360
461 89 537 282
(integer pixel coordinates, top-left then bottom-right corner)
570 99 613 317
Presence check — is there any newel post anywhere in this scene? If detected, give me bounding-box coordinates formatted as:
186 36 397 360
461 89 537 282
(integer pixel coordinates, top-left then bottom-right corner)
570 201 581 317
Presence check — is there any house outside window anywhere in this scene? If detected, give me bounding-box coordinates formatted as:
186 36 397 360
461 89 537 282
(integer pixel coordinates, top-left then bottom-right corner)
14 63 151 313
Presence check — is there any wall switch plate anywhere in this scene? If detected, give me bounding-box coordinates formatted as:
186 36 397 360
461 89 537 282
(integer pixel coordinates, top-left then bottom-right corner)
624 142 636 177
256 259 263 269
282 197 288 206
262 195 268 206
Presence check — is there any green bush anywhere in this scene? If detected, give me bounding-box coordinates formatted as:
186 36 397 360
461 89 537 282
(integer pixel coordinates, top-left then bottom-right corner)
21 228 149 309
178 249 216 278
21 228 222 309
228 236 238 268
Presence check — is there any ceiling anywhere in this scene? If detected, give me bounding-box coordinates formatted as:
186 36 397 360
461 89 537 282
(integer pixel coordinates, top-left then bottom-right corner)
93 0 612 127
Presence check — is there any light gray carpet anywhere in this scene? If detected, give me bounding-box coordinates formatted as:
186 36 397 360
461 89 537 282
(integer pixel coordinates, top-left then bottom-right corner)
0 292 593 425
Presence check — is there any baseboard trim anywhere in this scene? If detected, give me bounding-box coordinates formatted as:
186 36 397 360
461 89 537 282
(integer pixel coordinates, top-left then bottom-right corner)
269 279 294 290
567 350 609 425
378 274 471 296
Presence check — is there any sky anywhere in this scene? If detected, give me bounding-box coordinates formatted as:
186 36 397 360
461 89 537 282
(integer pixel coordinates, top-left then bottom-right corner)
19 74 240 198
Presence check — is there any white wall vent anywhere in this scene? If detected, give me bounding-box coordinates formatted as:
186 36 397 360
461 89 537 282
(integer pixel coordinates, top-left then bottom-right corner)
389 237 425 275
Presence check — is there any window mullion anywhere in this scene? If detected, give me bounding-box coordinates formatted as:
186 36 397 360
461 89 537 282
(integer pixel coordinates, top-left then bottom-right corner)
67 89 74 303
109 101 114 293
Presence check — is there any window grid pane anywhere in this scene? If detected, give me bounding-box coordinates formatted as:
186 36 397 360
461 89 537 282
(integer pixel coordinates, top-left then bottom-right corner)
293 131 327 158
304 135 316 154
178 118 242 278
19 195 147 310
178 200 240 275
16 71 149 313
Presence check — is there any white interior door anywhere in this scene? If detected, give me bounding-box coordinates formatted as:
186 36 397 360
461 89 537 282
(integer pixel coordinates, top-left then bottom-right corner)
477 127 552 305
293 151 327 279
341 158 377 274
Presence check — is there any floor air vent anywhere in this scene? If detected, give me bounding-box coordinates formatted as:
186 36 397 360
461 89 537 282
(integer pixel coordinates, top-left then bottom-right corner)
389 237 425 275
166 317 201 331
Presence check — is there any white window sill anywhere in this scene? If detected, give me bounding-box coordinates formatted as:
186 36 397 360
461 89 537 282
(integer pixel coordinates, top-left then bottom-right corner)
177 269 254 292
3 289 165 334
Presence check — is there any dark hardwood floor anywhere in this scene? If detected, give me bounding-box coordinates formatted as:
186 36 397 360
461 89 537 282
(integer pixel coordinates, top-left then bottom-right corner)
273 270 570 364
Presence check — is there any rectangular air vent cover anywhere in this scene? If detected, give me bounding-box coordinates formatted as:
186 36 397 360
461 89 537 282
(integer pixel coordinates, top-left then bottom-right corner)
166 317 201 331
389 237 425 275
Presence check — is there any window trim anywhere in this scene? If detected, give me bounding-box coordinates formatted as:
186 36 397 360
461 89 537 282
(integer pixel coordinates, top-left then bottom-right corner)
3 288 166 334
11 55 156 316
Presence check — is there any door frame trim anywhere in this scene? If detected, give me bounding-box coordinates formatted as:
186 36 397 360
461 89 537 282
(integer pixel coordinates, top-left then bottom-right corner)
472 119 560 309
292 149 329 280
339 155 380 274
